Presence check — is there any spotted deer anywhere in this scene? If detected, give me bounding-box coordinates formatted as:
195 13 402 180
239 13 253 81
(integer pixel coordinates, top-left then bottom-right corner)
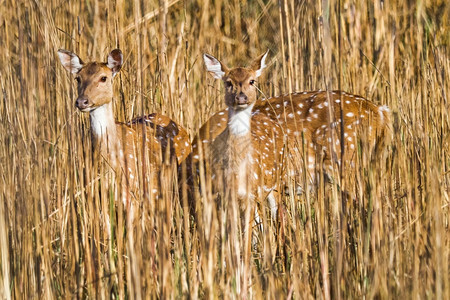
191 51 285 220
191 51 391 218
58 49 191 220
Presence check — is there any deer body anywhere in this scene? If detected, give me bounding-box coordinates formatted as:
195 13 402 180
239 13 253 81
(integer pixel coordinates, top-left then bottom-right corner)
204 106 284 205
201 91 390 178
262 91 390 173
192 51 391 215
192 52 285 217
58 49 191 210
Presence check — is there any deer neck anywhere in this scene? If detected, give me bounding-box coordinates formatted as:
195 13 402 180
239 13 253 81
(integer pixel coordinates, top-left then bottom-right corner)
227 104 253 137
225 104 255 198
226 104 254 161
89 101 122 166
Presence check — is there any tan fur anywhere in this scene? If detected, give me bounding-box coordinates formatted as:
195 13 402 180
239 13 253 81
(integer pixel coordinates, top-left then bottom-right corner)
75 63 115 108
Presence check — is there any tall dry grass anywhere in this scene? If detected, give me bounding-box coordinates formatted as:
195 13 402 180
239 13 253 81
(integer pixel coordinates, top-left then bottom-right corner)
0 0 449 298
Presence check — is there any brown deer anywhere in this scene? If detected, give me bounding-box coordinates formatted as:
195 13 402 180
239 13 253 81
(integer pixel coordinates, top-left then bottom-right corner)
58 49 191 223
191 51 391 220
192 51 284 222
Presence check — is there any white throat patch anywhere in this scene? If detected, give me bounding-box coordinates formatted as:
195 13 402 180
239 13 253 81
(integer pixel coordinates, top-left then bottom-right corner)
228 104 254 136
89 104 114 137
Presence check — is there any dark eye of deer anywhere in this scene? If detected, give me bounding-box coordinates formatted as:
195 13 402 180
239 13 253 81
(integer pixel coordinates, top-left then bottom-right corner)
75 77 80 84
225 81 233 88
249 80 255 85
101 76 107 82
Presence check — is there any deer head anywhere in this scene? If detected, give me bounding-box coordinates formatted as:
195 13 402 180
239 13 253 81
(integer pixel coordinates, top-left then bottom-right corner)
203 51 269 111
57 49 123 112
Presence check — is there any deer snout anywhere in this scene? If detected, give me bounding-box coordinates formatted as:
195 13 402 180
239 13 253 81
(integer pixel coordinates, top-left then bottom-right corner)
235 93 248 105
75 97 89 111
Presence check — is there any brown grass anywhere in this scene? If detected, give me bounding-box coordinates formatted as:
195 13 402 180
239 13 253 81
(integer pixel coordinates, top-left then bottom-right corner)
0 0 449 298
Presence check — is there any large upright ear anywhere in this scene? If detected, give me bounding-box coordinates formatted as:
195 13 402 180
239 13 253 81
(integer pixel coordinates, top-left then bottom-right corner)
106 49 123 77
57 49 84 74
250 50 269 78
203 53 229 79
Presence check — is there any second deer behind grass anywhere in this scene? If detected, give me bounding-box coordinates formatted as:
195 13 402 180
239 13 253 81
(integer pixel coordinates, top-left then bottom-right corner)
191 51 391 220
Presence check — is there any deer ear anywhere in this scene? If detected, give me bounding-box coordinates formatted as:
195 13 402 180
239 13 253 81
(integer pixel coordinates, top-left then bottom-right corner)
57 49 84 74
250 50 269 78
203 53 229 79
107 49 123 77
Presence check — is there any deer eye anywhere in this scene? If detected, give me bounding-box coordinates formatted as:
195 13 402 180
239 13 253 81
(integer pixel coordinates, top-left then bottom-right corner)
225 81 233 88
249 79 255 85
100 76 107 82
75 77 81 84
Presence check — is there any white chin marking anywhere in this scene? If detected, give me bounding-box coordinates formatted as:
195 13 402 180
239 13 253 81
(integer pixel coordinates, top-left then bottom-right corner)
228 103 254 136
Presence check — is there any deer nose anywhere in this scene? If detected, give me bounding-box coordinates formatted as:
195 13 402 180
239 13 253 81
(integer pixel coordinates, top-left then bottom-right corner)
235 93 248 105
75 98 89 110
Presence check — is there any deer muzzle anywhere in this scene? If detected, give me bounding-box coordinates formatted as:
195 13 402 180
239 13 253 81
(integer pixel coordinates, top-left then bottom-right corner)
75 97 90 111
235 93 248 106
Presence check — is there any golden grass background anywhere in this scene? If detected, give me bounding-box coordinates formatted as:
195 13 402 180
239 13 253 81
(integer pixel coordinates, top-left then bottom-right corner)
0 0 449 298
